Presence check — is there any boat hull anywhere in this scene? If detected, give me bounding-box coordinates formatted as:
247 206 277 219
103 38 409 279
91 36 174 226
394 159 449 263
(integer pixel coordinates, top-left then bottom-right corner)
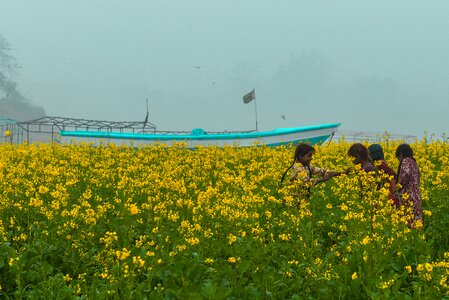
59 123 340 147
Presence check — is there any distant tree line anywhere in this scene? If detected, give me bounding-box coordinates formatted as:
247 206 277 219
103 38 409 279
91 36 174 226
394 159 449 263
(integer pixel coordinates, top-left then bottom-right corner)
0 34 45 121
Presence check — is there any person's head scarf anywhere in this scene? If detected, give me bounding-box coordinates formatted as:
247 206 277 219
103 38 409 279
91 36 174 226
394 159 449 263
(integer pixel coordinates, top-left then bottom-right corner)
368 144 384 161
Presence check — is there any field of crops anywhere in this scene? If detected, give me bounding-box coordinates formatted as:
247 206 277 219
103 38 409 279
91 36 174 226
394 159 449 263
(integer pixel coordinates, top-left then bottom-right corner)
1 140 449 299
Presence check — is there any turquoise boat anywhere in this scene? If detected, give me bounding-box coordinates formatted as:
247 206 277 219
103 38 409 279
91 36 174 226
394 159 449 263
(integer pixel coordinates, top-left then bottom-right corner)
59 123 341 147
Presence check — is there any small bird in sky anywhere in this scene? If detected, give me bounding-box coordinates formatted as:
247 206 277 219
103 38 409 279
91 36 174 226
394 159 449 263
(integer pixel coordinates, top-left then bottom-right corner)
195 65 201 69
281 115 285 120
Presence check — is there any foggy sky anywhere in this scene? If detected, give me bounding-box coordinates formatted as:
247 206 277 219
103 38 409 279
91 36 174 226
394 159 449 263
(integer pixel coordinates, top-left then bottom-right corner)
1 0 448 138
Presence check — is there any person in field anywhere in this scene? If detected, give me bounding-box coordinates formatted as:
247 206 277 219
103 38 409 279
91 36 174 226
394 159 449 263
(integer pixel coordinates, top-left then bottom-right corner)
280 143 347 206
348 143 377 173
368 143 398 207
395 144 423 227
368 144 396 176
347 143 379 203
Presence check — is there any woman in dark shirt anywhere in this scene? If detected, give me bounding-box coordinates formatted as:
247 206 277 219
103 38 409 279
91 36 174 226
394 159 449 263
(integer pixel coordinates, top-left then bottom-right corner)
368 144 398 207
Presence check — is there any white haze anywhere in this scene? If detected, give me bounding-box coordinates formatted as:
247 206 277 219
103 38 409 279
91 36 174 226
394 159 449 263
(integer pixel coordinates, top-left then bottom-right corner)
1 0 448 138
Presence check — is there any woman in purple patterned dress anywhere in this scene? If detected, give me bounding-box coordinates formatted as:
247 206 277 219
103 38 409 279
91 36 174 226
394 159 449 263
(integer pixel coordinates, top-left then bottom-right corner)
395 144 423 227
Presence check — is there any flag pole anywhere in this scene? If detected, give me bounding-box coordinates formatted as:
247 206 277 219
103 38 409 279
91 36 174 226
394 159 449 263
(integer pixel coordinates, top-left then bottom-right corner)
254 97 258 131
242 89 258 131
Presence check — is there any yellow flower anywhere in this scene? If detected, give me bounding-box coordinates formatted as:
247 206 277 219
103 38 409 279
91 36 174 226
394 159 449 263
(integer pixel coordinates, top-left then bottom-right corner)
8 257 18 266
228 257 241 264
439 276 448 288
264 210 272 219
444 252 449 260
115 248 130 261
132 256 145 268
361 236 370 245
416 264 424 272
424 262 433 273
176 244 186 252
129 204 139 215
227 233 237 245
279 233 291 241
99 231 118 246
405 265 412 273
380 279 395 289
413 220 424 229
63 274 72 281
351 272 358 280
423 210 432 216
4 129 11 137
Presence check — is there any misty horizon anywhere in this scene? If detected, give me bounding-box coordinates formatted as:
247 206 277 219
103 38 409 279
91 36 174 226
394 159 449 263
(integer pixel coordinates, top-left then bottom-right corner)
1 1 448 139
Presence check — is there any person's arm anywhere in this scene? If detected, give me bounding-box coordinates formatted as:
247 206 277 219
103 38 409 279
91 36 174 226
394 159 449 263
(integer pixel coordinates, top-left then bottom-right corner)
381 161 396 177
327 170 349 177
310 165 328 176
311 166 349 186
313 172 332 185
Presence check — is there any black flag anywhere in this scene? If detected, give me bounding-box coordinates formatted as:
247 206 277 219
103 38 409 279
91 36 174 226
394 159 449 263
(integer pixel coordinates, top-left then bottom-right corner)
243 89 255 104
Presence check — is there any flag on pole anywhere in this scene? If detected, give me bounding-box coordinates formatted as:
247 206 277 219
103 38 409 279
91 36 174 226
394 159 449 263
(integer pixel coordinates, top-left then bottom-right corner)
243 89 255 104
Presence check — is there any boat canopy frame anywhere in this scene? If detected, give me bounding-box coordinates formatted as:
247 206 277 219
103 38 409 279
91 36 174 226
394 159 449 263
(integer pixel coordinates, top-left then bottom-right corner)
1 115 157 144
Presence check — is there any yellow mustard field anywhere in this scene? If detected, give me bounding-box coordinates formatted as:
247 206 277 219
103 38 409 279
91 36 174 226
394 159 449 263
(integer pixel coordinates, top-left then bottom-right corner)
1 140 449 299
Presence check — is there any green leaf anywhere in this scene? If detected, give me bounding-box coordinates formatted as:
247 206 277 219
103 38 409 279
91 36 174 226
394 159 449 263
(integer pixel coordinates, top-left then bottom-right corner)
201 279 218 300
237 259 251 273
